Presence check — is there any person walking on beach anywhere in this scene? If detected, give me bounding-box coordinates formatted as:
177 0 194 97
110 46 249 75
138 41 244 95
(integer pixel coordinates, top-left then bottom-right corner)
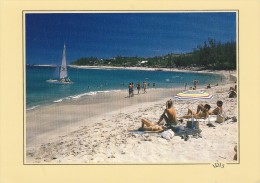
137 82 141 94
185 82 187 90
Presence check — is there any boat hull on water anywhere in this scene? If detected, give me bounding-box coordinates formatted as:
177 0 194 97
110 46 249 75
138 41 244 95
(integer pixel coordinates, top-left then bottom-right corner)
46 79 73 84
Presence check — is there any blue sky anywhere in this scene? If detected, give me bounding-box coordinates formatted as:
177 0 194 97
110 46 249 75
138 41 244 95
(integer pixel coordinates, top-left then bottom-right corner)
26 12 236 65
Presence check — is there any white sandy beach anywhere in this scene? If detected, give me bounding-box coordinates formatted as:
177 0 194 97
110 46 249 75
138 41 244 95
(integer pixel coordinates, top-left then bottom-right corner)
26 70 238 164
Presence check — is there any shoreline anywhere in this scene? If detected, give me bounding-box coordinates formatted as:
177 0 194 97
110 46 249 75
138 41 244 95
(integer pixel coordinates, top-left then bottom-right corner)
26 80 238 163
26 67 235 110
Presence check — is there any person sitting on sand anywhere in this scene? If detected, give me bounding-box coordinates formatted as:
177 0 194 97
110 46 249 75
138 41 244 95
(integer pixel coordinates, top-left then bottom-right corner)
157 99 178 126
197 101 223 115
181 104 211 119
228 89 237 98
139 118 166 132
206 84 211 89
139 99 178 132
210 100 223 115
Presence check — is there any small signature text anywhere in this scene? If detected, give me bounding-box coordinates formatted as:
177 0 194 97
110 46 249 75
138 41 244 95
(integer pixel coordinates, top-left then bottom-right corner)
212 162 225 168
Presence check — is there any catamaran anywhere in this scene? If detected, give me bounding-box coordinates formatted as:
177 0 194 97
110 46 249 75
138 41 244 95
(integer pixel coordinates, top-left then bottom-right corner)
46 44 72 84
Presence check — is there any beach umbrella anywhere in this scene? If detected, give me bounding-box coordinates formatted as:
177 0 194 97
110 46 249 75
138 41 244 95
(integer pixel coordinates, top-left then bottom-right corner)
174 90 213 101
174 90 213 123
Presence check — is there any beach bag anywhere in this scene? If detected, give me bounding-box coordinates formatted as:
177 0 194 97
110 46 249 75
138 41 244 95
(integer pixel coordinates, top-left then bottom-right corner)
215 114 225 123
186 119 199 129
161 129 174 140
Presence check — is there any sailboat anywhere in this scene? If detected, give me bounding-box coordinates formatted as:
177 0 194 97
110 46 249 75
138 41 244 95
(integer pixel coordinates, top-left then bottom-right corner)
46 44 72 84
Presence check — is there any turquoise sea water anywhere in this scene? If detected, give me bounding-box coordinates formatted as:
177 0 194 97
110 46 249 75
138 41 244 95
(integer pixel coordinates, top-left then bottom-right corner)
26 66 223 109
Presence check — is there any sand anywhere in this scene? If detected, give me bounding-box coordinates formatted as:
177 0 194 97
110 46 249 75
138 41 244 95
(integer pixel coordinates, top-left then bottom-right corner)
26 71 238 164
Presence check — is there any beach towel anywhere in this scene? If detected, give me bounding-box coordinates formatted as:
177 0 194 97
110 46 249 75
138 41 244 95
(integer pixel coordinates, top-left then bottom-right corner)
169 125 202 137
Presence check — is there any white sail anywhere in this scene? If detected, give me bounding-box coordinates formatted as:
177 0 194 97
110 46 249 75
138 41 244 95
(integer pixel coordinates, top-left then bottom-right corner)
46 43 72 84
59 44 68 79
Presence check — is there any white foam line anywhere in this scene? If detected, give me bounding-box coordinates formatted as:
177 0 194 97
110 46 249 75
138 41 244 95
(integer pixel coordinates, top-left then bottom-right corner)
53 89 123 102
71 92 98 99
53 99 63 103
26 105 40 111
96 90 110 93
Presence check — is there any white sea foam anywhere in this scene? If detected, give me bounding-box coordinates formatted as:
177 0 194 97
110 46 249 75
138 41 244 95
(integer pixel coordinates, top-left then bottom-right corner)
71 92 98 99
97 90 110 93
110 90 121 92
27 105 40 111
53 99 63 103
52 89 122 103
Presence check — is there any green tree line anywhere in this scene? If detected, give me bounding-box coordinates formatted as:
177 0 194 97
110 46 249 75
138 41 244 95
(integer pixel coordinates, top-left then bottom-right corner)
71 38 236 70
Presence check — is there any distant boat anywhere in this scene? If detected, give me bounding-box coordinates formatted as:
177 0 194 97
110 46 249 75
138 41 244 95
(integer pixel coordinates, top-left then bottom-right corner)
46 44 72 84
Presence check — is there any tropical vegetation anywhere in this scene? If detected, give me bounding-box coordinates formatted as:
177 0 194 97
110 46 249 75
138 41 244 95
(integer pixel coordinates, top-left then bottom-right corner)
71 38 236 70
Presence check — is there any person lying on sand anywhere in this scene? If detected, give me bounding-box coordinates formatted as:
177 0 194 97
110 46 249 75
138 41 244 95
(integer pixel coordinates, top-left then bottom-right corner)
157 99 178 126
181 104 211 119
197 101 223 115
139 118 166 132
206 84 211 89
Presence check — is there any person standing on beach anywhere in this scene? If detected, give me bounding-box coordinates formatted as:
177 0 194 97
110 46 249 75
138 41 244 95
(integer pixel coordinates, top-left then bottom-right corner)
143 81 147 93
185 82 187 90
131 82 134 97
128 83 132 97
193 79 197 89
137 82 141 94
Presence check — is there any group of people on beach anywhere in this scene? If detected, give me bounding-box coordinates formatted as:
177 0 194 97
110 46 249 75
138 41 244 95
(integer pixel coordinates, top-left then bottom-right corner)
128 81 151 97
140 99 224 133
139 81 238 133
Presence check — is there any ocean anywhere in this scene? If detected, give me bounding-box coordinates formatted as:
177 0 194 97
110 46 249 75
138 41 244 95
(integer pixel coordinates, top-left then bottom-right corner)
26 66 224 110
